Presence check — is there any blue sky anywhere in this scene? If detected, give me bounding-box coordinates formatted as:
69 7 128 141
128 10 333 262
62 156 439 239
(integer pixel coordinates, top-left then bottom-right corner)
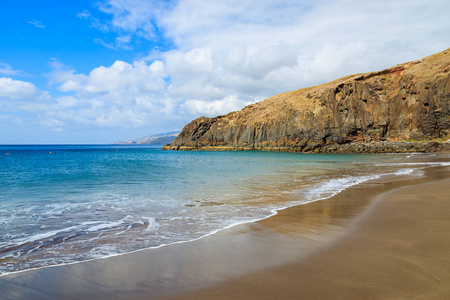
1 0 449 144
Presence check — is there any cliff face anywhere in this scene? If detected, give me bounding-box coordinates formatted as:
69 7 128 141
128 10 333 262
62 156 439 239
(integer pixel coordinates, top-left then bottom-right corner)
164 49 450 153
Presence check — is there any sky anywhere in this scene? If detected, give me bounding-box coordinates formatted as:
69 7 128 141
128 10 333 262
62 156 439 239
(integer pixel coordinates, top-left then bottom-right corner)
0 0 449 144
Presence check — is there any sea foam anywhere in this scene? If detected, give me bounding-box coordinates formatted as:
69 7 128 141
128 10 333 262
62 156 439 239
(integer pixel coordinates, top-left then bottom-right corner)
1 146 448 276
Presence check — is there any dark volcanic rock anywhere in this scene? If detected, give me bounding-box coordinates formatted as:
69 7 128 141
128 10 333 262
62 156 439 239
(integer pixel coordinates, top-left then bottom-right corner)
164 49 450 153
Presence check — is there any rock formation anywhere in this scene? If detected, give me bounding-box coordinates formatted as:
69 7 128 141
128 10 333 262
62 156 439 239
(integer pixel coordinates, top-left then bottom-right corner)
164 49 450 153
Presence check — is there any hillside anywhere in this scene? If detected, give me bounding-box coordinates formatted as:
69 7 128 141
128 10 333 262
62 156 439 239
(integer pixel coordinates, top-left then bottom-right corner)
164 49 450 153
113 132 179 145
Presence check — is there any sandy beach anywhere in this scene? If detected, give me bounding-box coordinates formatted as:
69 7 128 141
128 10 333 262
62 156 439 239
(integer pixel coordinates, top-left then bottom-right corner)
168 166 450 300
1 165 449 299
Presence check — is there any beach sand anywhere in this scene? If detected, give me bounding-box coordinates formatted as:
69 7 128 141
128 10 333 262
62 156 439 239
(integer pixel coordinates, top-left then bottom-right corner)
1 166 449 299
168 166 450 300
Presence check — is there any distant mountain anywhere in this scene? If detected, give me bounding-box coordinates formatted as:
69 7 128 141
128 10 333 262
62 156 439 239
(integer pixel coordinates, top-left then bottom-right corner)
112 131 180 145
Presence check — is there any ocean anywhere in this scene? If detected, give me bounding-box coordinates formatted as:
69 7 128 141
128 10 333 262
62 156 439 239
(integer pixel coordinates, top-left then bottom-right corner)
1 145 449 276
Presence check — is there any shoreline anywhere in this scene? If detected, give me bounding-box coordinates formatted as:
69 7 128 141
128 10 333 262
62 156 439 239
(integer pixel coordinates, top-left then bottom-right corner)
162 140 450 154
1 153 435 278
168 166 450 300
0 156 441 278
0 164 448 299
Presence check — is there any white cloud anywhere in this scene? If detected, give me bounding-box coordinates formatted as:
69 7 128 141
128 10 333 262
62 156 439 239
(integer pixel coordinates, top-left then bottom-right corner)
28 20 45 29
80 0 168 50
50 60 166 94
95 0 166 39
94 38 117 50
40 60 174 129
47 61 88 92
0 77 40 99
115 35 132 50
7 0 450 138
77 9 91 19
164 47 214 77
0 63 22 76
180 95 257 117
93 36 133 50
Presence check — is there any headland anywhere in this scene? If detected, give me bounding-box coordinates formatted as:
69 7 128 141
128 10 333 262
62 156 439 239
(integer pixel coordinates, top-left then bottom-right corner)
164 49 450 153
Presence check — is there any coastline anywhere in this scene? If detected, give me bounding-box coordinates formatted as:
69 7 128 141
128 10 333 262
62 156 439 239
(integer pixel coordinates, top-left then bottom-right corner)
168 166 450 300
0 165 449 299
162 140 450 154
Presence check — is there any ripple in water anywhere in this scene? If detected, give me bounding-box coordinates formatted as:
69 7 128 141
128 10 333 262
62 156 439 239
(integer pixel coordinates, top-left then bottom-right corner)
0 145 448 275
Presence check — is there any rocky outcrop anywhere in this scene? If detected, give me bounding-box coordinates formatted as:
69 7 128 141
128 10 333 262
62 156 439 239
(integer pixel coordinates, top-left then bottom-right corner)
164 49 450 153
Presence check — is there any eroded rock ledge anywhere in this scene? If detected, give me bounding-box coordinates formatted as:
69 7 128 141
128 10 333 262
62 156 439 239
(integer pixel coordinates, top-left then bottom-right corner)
164 49 450 153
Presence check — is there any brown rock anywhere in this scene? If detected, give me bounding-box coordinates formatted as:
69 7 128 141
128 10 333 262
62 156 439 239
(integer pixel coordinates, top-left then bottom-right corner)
164 49 450 153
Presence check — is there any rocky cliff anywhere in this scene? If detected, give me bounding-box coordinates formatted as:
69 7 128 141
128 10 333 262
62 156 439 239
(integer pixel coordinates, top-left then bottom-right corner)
164 49 450 153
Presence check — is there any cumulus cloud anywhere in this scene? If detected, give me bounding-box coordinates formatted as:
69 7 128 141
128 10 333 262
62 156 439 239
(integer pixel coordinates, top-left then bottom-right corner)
180 95 257 116
10 0 450 136
41 60 174 129
0 77 40 99
49 59 166 94
41 51 264 131
0 78 51 132
157 0 449 88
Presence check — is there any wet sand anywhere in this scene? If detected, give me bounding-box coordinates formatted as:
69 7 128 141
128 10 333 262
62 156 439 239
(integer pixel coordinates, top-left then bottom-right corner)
168 167 450 300
1 166 449 299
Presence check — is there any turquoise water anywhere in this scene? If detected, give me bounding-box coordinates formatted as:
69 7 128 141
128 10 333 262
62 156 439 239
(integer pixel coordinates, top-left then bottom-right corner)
1 145 449 275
